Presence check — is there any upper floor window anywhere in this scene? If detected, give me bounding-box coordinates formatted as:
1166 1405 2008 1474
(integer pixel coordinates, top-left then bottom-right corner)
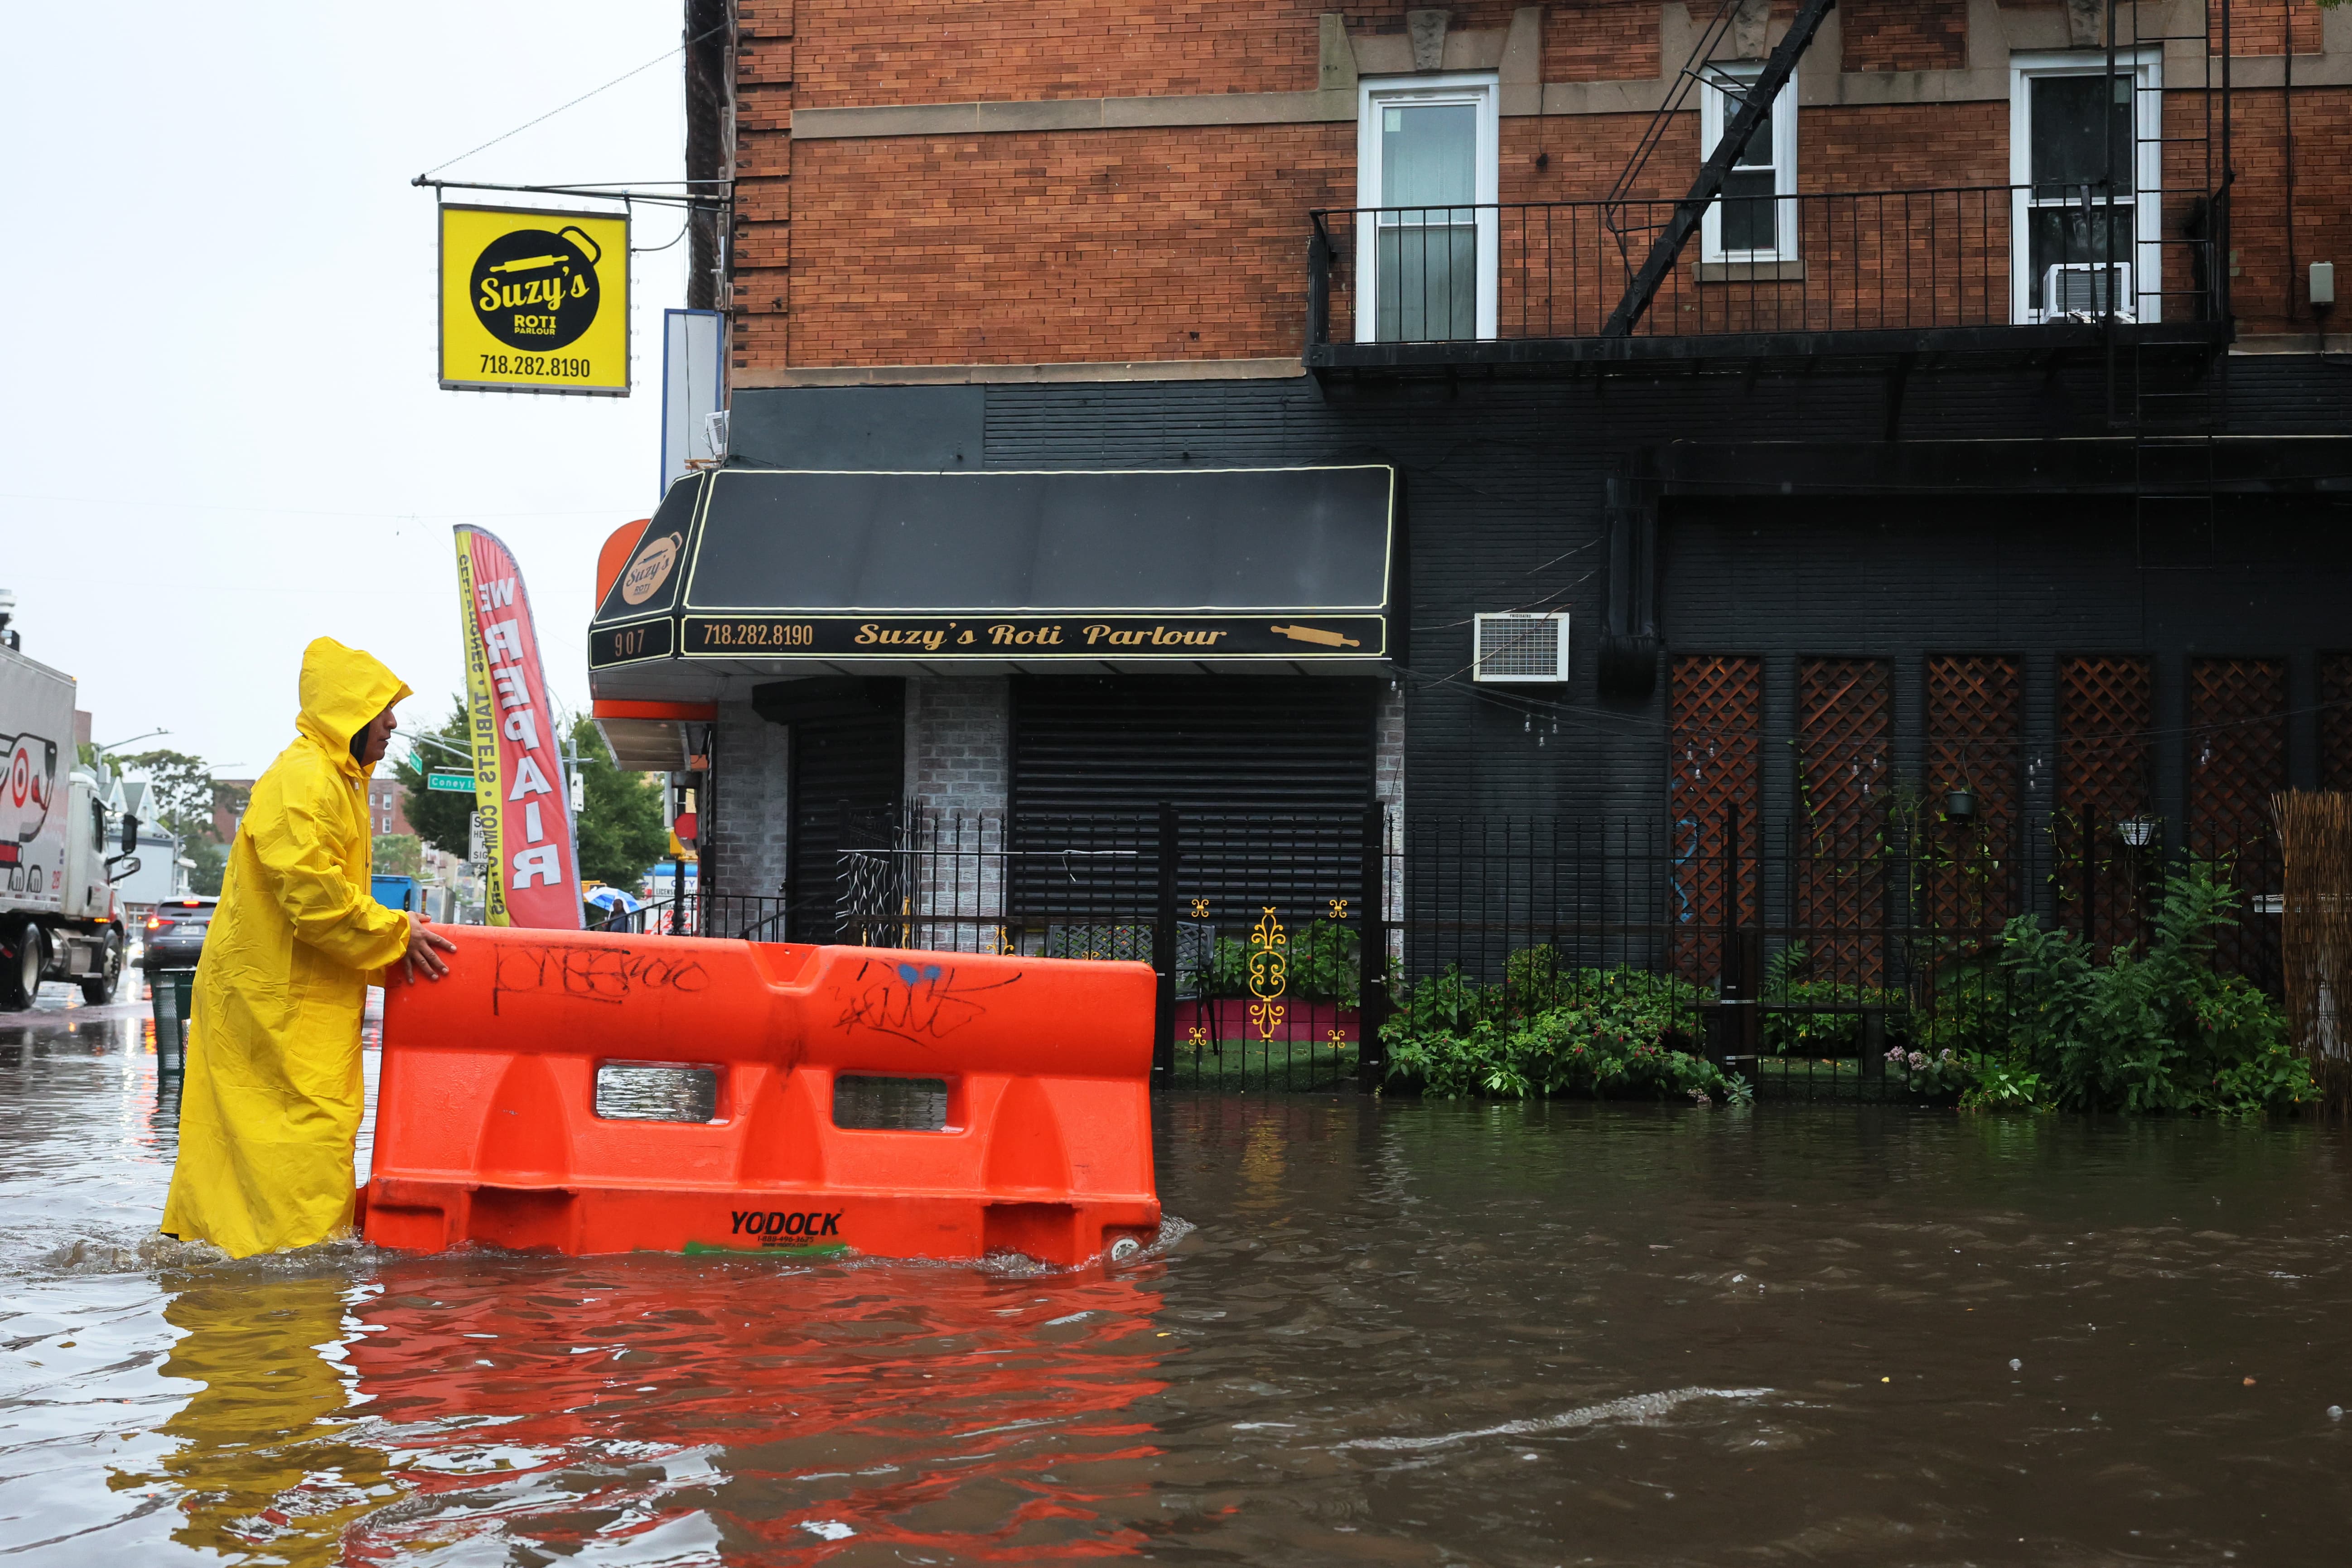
1355 74 1498 343
1699 66 1797 265
2011 52 2161 322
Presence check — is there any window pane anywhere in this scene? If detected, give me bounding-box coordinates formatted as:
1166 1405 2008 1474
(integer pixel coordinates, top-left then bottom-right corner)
1375 224 1478 340
2028 201 2135 310
2031 75 2134 197
1720 87 1772 169
1719 168 1777 252
1381 101 1477 210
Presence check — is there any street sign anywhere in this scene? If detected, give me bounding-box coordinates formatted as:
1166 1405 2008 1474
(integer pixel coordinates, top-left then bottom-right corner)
427 771 476 793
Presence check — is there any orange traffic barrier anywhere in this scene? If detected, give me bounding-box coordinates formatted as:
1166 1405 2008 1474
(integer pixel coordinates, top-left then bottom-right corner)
362 925 1160 1265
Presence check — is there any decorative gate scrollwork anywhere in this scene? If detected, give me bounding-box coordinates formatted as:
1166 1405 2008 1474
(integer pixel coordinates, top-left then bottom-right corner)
1247 905 1287 1042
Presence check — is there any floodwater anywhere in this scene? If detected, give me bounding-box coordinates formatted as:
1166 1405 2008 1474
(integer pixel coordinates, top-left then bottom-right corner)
5 987 2352 1566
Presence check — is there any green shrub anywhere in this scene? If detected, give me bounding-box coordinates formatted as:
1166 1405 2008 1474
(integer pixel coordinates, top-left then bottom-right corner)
1382 964 1745 1105
1996 859 2310 1115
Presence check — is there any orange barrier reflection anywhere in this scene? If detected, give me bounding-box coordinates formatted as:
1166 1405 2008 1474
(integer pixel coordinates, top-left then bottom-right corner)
364 926 1160 1264
343 1256 1168 1562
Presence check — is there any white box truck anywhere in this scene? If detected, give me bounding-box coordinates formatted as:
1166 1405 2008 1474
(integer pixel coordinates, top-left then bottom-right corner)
2 637 135 1008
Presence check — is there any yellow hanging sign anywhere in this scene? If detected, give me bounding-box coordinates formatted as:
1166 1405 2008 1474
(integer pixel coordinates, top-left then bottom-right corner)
438 203 628 396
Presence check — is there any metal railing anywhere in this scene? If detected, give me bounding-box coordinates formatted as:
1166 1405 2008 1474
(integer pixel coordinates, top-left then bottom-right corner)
1307 184 2221 349
626 806 2281 1100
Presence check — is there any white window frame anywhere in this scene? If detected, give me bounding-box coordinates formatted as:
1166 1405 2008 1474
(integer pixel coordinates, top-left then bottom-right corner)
1355 72 1500 344
1698 64 1799 265
2010 49 2163 324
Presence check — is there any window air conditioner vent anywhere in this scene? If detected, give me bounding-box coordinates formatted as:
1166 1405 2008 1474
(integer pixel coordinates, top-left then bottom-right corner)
1473 612 1570 684
2044 261 2134 321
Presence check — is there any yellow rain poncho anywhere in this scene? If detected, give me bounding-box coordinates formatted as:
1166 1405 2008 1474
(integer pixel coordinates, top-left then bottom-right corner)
161 638 415 1258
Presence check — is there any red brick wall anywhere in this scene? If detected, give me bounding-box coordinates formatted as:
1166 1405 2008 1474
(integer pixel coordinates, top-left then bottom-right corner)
1542 0 1660 84
765 126 1354 366
734 2 2344 367
1838 0 1968 74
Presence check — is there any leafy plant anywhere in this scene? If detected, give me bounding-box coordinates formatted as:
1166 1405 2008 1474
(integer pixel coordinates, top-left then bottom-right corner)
1996 858 2309 1114
1960 1061 2047 1111
1383 963 1744 1105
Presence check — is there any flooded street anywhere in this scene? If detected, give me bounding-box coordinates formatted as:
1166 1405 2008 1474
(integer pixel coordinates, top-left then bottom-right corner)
5 986 2352 1565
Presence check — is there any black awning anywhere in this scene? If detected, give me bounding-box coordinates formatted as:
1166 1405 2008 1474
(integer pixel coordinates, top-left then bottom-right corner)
589 464 1399 680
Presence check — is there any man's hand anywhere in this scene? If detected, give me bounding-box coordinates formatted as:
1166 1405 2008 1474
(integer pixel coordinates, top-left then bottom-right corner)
401 912 457 984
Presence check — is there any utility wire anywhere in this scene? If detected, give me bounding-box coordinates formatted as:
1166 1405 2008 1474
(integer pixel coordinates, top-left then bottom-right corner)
419 22 728 179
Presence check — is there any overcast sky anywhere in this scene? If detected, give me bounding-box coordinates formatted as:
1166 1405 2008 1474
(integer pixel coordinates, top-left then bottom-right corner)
2 2 691 778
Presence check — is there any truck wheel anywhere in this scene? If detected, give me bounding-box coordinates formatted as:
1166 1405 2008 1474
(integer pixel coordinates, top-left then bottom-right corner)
81 931 124 1006
2 925 43 1012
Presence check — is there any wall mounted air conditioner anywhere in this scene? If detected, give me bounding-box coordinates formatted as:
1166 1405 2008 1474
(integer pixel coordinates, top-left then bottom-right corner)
1473 612 1570 683
2044 261 2134 321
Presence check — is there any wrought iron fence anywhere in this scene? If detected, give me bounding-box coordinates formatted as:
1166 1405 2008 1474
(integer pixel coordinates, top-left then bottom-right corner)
1308 184 2218 348
632 805 2281 1100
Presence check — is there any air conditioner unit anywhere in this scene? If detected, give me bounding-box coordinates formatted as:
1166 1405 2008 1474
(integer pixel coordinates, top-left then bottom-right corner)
1473 612 1570 684
2044 261 2134 321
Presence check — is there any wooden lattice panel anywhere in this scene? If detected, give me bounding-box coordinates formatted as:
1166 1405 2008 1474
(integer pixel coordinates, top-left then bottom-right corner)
2057 657 2153 953
1668 656 1762 976
2188 659 2288 853
1797 658 1892 980
2322 653 2352 792
1923 656 2020 934
2058 657 2154 821
2188 658 2287 985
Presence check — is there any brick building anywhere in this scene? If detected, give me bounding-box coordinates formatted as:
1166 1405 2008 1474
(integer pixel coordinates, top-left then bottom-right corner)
590 1 2352 1005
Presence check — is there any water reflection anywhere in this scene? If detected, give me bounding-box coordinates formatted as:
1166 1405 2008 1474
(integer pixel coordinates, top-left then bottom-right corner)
10 994 2352 1563
139 1268 385 1564
346 1257 1167 1560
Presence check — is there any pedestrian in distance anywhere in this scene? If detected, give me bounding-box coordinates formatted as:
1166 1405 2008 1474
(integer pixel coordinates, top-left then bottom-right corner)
160 637 457 1258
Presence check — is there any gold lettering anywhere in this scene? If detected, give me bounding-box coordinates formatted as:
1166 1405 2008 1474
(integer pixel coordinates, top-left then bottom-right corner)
855 623 880 645
1083 624 1111 646
956 628 975 645
920 628 945 652
1112 630 1144 647
989 624 1016 645
1046 625 1064 645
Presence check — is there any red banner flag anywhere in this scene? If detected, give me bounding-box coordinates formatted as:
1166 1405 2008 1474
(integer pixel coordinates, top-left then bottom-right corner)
454 527 582 928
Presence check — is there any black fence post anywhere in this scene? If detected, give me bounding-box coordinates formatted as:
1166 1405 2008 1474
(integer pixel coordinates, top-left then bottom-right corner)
1153 801 1178 1082
1357 801 1389 1088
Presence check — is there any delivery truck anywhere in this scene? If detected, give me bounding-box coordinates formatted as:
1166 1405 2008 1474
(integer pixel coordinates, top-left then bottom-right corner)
2 634 136 1009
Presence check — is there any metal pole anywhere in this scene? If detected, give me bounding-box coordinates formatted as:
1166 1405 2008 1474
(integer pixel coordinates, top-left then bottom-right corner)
1153 801 1178 1081
1358 800 1389 1087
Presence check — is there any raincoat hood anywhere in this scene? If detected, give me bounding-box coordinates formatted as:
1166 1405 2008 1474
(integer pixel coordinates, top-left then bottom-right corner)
293 637 412 765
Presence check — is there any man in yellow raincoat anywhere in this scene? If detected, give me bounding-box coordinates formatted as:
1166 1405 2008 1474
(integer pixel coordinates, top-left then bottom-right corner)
162 638 456 1257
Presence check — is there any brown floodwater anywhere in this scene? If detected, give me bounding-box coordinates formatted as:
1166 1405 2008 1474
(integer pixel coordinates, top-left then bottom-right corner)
4 984 2351 1565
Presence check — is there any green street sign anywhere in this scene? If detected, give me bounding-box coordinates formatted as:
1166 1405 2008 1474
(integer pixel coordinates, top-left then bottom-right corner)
426 771 476 793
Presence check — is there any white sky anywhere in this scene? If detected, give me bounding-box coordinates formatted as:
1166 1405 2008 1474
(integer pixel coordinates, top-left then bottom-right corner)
1 2 691 778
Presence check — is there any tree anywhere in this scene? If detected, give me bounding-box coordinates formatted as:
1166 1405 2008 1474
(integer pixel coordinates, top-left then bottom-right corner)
571 715 668 889
116 749 219 843
374 834 423 878
394 698 476 857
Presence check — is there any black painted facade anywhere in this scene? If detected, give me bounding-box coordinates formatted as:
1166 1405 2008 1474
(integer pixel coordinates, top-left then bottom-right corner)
728 358 2352 841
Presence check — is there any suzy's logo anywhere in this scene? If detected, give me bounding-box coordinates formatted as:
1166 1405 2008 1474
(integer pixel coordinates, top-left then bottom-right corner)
469 225 602 350
620 532 684 605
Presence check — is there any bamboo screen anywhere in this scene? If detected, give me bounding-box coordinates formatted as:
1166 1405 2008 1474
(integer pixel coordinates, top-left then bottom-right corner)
2274 790 2352 1115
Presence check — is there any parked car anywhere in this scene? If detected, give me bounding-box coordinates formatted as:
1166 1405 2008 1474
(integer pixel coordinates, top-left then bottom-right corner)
141 896 217 970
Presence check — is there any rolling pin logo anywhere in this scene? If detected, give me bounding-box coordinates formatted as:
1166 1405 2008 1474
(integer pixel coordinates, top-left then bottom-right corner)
1270 623 1363 649
469 225 602 351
